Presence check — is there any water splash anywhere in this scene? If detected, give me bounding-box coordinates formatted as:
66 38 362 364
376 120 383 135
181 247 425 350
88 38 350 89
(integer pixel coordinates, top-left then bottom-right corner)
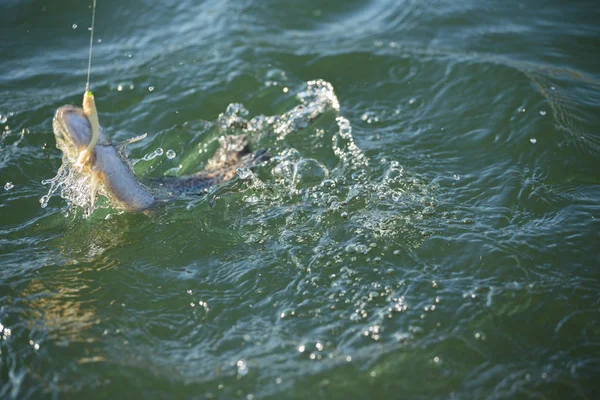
40 158 99 217
41 79 412 220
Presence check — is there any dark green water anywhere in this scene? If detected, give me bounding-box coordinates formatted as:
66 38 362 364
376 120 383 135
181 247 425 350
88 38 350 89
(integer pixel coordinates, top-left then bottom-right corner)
1 0 599 398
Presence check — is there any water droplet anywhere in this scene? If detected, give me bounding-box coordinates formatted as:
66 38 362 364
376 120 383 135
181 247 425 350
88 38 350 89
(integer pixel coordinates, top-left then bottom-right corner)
236 359 248 377
155 148 163 156
530 138 537 144
409 98 415 104
117 85 123 91
298 344 306 353
166 149 176 159
39 195 49 208
453 174 460 181
4 182 14 191
237 168 253 180
540 110 546 116
148 86 155 92
0 114 7 124
72 23 78 29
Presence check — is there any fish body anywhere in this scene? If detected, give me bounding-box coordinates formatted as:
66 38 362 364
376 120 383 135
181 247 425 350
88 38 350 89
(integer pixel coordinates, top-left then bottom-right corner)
52 105 264 211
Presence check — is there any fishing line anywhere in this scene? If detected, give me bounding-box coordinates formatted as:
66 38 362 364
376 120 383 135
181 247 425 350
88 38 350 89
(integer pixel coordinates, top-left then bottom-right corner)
85 0 97 91
77 0 100 169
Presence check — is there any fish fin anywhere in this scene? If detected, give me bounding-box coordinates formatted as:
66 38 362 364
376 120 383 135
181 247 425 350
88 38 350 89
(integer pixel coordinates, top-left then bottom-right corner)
117 133 148 156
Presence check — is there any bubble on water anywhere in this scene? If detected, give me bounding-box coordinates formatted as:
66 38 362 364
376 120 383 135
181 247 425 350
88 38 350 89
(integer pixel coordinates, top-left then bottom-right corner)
166 149 176 159
409 98 416 104
530 138 537 144
148 86 155 92
117 85 123 91
39 195 49 208
236 359 248 377
361 112 380 124
540 110 547 116
72 23 77 29
453 174 460 181
4 182 13 191
0 114 7 124
143 148 164 161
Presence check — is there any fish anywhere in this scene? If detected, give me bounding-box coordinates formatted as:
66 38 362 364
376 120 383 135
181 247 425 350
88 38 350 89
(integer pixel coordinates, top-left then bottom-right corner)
52 104 267 212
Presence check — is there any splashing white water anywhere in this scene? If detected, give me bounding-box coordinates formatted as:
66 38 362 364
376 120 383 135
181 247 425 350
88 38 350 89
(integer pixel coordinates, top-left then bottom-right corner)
41 80 359 216
40 157 98 217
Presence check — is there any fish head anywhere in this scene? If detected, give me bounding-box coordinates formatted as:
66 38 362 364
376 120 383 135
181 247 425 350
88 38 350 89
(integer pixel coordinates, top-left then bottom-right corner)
52 105 110 166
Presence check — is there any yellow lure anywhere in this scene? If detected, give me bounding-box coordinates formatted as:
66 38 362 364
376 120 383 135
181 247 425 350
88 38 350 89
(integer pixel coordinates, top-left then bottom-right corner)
75 90 100 167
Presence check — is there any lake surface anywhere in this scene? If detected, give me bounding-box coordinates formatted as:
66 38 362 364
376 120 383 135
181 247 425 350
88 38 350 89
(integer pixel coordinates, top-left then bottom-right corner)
1 0 599 398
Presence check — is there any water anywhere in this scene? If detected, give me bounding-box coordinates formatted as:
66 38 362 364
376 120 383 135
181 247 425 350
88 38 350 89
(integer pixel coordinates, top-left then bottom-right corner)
1 0 599 398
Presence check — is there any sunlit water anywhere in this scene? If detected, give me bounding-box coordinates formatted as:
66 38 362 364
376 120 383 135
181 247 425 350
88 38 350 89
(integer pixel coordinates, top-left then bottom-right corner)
1 0 599 399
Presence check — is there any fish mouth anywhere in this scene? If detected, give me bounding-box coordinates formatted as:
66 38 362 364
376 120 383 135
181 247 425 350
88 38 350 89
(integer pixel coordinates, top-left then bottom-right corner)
53 105 111 164
53 106 93 157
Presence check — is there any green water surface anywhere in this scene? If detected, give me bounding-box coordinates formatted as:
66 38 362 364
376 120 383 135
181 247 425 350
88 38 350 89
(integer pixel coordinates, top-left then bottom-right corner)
1 0 599 399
